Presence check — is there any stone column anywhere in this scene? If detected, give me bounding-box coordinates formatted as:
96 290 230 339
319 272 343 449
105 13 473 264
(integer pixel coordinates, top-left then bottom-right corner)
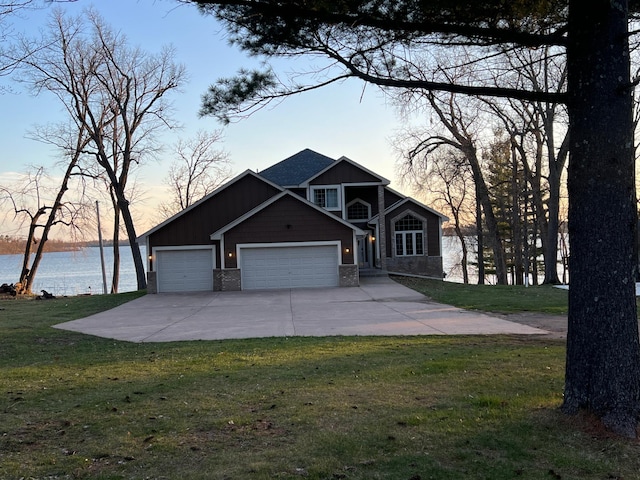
377 185 387 270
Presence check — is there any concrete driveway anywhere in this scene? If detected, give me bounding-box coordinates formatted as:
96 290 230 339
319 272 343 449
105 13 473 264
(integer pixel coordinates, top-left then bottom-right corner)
54 277 548 342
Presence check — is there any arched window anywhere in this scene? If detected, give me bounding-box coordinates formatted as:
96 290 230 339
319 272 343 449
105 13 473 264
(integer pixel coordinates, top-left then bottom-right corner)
346 199 371 221
394 214 424 256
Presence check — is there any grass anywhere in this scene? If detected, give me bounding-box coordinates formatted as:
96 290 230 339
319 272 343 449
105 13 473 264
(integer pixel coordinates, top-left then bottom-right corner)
1 282 639 479
393 276 569 314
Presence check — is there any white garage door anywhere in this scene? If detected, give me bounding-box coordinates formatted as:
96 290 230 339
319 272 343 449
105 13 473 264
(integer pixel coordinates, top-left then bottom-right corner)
240 245 339 290
156 249 213 293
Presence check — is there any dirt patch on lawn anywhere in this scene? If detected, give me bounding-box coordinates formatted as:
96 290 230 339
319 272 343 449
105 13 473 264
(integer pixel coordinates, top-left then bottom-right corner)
493 312 567 340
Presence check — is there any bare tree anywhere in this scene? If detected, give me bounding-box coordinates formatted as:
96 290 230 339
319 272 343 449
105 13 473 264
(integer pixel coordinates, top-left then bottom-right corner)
398 88 509 285
14 8 186 291
400 148 474 283
159 129 232 219
0 1 73 80
0 160 88 293
394 43 567 285
1 0 52 16
483 47 569 285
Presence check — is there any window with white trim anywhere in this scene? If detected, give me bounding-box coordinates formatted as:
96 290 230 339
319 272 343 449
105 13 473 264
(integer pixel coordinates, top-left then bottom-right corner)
346 199 371 221
311 186 340 210
394 214 424 256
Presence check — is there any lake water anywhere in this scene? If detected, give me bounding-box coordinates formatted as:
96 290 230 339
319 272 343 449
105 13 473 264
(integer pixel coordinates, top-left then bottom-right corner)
0 245 147 296
442 235 476 283
0 238 476 296
442 235 571 285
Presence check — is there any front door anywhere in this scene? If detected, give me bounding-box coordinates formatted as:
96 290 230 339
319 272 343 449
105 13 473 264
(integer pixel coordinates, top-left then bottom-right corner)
357 236 370 268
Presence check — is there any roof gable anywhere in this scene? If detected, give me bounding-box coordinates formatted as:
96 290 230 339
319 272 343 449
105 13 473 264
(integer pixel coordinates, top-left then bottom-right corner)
259 149 335 186
211 191 364 240
138 170 283 241
374 197 449 222
304 155 389 186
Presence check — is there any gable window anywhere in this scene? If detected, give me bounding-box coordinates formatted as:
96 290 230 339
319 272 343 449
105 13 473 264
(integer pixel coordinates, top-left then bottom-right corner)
311 186 340 210
394 214 424 256
346 199 371 221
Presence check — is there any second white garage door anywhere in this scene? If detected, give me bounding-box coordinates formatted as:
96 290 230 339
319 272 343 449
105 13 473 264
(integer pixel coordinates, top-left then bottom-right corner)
156 248 214 293
240 245 339 290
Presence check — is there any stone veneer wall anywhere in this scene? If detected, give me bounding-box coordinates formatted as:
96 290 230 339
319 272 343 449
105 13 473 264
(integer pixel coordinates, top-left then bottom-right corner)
214 269 242 291
386 256 444 279
339 264 359 287
151 266 361 292
146 272 158 294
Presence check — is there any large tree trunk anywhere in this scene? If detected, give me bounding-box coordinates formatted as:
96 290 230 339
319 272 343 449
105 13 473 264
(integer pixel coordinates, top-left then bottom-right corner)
117 194 146 291
98 158 147 292
562 0 640 437
18 210 43 294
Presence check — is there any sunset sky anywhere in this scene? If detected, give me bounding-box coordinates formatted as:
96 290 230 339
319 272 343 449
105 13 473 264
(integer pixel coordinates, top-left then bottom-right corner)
0 0 411 238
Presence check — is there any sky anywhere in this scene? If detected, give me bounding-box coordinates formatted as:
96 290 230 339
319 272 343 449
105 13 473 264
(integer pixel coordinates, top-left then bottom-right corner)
0 0 414 238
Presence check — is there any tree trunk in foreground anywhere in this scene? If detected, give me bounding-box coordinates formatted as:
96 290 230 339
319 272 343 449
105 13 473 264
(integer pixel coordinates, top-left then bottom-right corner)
562 0 640 437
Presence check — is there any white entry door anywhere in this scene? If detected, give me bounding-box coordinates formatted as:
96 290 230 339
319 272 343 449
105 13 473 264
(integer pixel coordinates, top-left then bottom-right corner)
156 248 213 293
240 245 339 290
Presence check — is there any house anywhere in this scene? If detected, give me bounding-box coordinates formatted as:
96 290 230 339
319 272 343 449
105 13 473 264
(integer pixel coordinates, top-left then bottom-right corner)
138 149 448 293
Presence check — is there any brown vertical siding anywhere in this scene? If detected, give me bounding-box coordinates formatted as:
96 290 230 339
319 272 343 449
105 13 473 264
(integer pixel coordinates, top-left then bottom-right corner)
289 188 307 198
384 189 404 209
148 174 281 248
343 187 404 217
426 215 441 256
344 186 379 215
223 195 355 267
310 160 382 185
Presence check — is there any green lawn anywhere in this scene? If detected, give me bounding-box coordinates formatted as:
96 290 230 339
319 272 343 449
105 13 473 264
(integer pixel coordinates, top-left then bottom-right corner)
1 283 638 480
393 276 569 314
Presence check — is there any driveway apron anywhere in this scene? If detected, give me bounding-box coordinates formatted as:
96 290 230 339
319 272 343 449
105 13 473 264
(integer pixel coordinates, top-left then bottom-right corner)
54 277 547 342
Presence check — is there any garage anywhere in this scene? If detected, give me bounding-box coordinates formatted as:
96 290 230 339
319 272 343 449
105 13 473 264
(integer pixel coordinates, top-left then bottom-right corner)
156 248 214 293
240 244 339 290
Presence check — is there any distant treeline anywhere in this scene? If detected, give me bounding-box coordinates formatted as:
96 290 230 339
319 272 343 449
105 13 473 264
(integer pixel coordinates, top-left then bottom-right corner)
0 236 109 255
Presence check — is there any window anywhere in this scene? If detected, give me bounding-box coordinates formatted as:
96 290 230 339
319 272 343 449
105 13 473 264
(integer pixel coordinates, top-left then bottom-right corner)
394 214 424 256
311 186 340 210
346 200 371 221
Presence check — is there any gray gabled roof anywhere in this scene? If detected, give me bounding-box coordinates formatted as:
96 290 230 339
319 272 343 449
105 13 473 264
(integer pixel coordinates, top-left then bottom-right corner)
259 148 335 187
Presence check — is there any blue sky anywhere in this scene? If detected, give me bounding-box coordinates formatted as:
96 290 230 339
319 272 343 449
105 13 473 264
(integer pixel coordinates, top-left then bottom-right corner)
0 0 409 236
